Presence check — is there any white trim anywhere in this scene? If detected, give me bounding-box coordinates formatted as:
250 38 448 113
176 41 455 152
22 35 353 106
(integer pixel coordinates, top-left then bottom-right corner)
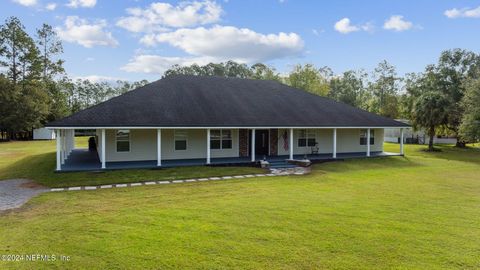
47 126 411 130
115 129 131 153
209 129 233 150
206 129 211 164
400 128 404 155
61 130 65 165
296 129 316 148
173 129 188 151
289 128 294 160
101 129 106 169
157 129 161 166
251 129 255 162
56 129 61 171
367 128 371 157
333 128 337 158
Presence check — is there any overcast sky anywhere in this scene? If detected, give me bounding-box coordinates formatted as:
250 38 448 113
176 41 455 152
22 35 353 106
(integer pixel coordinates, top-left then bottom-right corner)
3 0 480 82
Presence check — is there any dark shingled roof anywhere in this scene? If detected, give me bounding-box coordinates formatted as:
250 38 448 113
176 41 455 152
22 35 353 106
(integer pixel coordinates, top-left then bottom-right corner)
46 75 409 128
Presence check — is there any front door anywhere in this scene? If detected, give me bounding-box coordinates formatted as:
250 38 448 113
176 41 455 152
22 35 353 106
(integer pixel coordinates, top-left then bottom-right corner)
255 130 269 156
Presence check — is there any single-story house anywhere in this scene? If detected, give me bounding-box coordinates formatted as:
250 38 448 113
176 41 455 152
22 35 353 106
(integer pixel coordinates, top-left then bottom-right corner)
384 119 457 145
33 127 56 140
46 75 409 171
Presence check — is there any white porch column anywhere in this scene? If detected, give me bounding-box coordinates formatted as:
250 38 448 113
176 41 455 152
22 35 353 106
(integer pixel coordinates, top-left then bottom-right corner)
65 130 69 155
367 128 371 157
207 129 211 164
68 130 74 154
157 129 162 166
61 130 66 164
289 128 294 160
333 128 337 158
56 129 61 171
66 130 71 155
101 129 106 169
400 128 404 155
251 129 256 162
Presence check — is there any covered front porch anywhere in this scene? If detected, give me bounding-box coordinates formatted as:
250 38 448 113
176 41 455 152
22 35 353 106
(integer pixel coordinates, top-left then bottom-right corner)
60 148 401 172
57 126 403 172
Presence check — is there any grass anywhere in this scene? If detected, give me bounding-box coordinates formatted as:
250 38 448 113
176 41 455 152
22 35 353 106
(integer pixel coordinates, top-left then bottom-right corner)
0 137 263 187
0 142 479 269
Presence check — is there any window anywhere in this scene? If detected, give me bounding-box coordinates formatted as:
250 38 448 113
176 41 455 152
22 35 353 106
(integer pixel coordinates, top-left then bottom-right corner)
116 130 130 152
298 130 316 147
174 130 188 150
360 129 375 145
210 129 232 149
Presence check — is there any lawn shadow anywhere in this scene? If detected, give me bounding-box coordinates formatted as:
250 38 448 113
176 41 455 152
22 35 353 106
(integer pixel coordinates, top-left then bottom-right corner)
0 152 58 182
313 156 423 173
410 144 480 165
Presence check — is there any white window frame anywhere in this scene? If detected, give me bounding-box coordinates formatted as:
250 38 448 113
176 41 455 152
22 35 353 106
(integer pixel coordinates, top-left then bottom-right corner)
210 129 233 150
115 129 130 153
360 129 375 145
297 129 316 147
174 130 188 151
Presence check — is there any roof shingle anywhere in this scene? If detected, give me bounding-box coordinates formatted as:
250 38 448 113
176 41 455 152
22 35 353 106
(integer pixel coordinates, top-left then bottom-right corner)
46 75 408 128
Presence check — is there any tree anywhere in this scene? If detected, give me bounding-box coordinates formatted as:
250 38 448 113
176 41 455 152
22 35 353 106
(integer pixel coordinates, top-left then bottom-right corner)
412 91 450 151
0 74 49 139
434 49 480 147
367 60 401 118
0 17 33 85
328 70 368 108
36 23 64 82
286 64 330 96
0 75 15 139
459 77 480 142
250 63 281 81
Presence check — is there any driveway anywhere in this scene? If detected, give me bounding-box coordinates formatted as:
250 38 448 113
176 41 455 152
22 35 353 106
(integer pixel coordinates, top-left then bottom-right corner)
0 179 48 211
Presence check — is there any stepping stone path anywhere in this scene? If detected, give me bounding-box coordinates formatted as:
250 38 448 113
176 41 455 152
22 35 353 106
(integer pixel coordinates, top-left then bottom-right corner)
1 167 309 211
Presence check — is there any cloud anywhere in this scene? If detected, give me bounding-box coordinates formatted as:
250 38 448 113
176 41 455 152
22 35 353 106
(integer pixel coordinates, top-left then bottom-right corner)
444 6 480 18
334 18 359 34
74 75 125 83
116 0 223 33
334 18 373 34
12 0 37 7
383 15 413 31
312 28 325 36
45 2 56 10
55 16 119 48
121 54 216 74
139 25 304 63
67 0 96 8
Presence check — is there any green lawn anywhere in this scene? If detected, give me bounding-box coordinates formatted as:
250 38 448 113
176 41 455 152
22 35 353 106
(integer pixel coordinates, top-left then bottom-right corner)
0 137 263 187
0 141 479 269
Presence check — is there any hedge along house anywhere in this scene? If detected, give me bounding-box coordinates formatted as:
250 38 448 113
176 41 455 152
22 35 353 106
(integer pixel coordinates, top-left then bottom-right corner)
46 75 409 172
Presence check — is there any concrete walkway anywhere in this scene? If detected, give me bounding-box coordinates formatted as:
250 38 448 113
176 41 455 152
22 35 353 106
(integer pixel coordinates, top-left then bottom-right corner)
0 179 48 211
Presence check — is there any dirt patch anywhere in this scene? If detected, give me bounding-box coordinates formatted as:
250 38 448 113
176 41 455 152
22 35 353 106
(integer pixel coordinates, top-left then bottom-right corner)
19 181 45 189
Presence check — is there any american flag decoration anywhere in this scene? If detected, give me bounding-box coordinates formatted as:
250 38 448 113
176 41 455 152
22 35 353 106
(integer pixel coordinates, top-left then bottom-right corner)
282 130 289 151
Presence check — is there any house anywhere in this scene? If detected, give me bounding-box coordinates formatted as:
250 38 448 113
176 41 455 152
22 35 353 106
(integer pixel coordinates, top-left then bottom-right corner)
33 127 56 140
384 119 457 145
46 75 409 171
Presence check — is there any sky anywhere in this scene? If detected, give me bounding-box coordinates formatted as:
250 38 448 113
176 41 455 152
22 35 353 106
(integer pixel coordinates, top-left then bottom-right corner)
2 0 480 82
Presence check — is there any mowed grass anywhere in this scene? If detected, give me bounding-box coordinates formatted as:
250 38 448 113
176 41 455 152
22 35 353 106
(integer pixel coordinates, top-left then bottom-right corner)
0 137 262 187
0 142 479 269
